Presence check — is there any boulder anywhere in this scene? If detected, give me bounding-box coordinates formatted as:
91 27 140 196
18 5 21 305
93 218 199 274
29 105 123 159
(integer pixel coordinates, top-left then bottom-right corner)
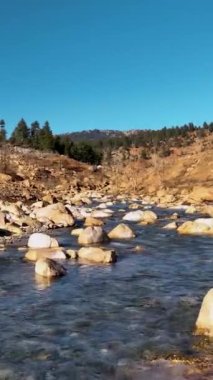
35 258 66 278
195 289 213 337
108 223 135 239
32 203 75 227
123 210 144 222
78 226 108 245
123 210 157 224
25 247 66 261
140 210 157 224
28 233 59 249
177 218 213 235
78 247 116 264
84 216 104 227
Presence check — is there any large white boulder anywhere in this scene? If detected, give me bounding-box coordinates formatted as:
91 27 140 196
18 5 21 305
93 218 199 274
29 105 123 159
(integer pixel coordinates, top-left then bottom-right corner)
108 223 135 239
195 289 213 337
35 258 66 278
28 233 59 249
78 226 108 245
78 247 116 264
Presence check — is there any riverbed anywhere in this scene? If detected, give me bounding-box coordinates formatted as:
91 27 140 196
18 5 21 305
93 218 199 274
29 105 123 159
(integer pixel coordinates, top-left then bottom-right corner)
0 203 212 379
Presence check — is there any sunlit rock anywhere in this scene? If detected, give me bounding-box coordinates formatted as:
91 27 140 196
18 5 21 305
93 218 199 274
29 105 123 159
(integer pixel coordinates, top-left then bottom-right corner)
108 223 135 239
195 288 213 337
163 222 177 230
78 247 116 264
28 233 59 249
71 228 84 236
140 210 157 224
177 218 213 235
25 247 66 261
84 216 104 227
35 258 66 278
78 226 108 245
123 210 144 222
31 203 75 227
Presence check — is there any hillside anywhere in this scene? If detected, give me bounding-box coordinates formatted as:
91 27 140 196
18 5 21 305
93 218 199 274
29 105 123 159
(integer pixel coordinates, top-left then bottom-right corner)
0 146 109 202
61 129 125 142
0 132 213 206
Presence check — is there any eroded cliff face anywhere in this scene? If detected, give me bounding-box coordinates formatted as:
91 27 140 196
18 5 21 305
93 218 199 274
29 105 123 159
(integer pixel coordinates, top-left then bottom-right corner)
0 146 110 202
1 135 213 205
105 135 213 203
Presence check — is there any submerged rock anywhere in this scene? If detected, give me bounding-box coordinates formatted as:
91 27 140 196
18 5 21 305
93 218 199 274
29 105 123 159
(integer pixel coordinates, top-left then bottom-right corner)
195 288 213 337
108 223 135 239
35 258 66 278
78 226 108 245
78 247 116 263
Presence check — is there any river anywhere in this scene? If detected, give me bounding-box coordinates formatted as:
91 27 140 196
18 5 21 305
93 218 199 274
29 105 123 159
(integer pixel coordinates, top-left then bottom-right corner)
0 203 212 379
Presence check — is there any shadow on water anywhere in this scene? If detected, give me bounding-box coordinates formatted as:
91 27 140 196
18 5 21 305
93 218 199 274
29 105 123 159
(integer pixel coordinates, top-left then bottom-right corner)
0 203 212 379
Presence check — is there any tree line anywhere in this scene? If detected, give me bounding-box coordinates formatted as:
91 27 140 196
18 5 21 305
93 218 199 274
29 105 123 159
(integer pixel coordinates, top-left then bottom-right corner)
1 118 213 165
0 118 102 165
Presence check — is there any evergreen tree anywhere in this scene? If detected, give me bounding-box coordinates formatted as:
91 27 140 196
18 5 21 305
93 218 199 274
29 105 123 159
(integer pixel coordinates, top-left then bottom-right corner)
38 121 54 151
30 121 40 149
0 119 6 143
10 118 30 146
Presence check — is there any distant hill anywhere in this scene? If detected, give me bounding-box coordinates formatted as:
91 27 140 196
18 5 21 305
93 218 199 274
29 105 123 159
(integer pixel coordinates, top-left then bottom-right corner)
61 129 129 142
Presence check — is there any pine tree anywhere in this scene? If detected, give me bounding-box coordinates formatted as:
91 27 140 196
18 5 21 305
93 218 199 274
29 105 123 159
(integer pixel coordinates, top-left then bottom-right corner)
0 119 6 143
30 121 41 149
38 121 54 151
10 118 30 146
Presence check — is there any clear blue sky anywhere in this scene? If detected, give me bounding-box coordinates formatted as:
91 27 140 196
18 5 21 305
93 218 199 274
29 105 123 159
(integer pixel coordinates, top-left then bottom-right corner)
1 0 213 135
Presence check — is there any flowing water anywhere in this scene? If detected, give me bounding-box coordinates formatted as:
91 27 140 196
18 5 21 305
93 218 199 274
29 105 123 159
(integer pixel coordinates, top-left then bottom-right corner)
0 203 212 379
